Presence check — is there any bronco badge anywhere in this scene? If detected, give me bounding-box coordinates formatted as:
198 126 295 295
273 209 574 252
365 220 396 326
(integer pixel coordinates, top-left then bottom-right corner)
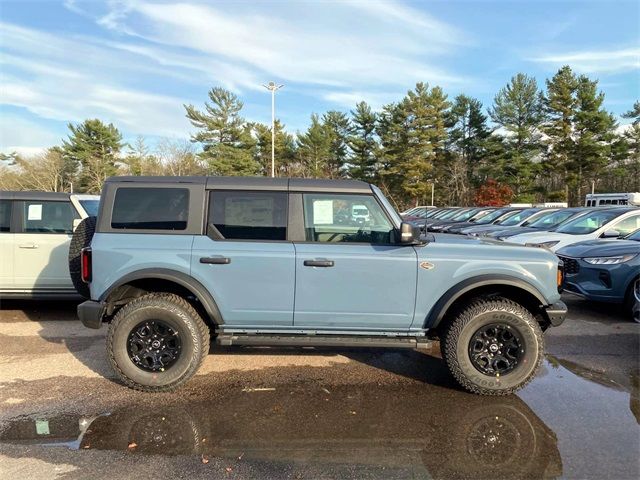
420 261 435 270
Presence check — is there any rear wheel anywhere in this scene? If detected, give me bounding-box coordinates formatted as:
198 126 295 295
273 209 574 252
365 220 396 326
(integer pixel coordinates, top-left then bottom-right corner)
441 297 544 396
107 293 210 392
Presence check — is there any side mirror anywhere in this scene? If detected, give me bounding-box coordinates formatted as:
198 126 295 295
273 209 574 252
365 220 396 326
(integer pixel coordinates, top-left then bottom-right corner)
72 218 82 232
399 222 421 244
601 229 620 238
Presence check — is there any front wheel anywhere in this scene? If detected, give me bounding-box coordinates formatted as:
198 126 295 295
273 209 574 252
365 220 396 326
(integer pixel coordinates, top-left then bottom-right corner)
107 293 210 392
441 297 544 396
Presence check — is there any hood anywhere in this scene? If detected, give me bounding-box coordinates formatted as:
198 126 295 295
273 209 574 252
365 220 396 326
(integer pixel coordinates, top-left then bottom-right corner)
508 231 568 244
557 239 640 258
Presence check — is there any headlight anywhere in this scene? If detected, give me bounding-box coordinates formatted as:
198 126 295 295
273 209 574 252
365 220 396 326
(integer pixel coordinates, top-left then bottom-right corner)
583 254 637 265
525 241 559 249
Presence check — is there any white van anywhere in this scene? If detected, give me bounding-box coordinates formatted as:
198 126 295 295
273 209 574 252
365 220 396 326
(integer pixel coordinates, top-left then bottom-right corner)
0 191 100 299
585 192 640 207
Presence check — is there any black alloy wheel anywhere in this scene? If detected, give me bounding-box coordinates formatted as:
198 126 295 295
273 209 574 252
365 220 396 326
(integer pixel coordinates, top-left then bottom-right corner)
127 320 182 372
468 323 524 376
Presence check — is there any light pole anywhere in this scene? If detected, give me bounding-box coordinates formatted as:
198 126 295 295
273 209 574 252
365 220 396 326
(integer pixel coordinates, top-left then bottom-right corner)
262 81 284 177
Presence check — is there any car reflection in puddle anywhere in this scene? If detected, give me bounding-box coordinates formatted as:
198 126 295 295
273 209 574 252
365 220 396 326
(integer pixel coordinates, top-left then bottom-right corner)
1 388 561 477
1 359 638 479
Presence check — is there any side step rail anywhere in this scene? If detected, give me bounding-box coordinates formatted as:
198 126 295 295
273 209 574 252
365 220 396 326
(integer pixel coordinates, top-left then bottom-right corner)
216 334 434 350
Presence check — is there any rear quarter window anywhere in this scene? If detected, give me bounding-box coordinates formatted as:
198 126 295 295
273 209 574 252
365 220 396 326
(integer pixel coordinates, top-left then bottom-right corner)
111 188 189 230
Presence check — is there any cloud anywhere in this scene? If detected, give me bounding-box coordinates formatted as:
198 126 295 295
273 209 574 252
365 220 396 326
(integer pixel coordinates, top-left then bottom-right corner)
97 0 467 88
323 91 403 110
0 114 60 155
531 47 640 73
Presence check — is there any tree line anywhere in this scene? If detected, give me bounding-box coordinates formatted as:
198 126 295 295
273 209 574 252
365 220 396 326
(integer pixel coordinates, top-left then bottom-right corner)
1 65 638 208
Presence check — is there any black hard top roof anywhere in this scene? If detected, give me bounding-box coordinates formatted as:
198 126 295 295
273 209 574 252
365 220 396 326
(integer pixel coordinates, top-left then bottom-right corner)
0 191 71 201
105 176 372 194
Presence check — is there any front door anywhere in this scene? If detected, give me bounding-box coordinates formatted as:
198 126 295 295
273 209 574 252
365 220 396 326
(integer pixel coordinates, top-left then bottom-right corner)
13 200 78 292
191 190 295 327
293 193 418 331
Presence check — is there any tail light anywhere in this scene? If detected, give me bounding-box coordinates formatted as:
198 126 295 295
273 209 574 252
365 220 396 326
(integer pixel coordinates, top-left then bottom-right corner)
81 247 92 283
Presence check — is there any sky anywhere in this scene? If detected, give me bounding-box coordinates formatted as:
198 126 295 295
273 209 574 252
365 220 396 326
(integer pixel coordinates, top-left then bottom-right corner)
1 0 639 156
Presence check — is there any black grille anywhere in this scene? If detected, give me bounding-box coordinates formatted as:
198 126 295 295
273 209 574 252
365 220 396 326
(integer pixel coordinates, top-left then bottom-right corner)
558 255 579 275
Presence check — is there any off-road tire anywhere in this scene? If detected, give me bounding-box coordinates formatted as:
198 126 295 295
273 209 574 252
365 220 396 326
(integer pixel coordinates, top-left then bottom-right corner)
441 297 544 396
68 216 96 299
107 293 210 392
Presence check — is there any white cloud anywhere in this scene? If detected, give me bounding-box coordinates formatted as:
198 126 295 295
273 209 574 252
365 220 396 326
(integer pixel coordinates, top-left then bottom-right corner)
323 91 403 110
98 0 467 88
0 115 60 155
531 47 640 73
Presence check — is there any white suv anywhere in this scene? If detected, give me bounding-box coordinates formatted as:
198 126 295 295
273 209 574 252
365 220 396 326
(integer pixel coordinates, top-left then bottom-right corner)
0 191 99 298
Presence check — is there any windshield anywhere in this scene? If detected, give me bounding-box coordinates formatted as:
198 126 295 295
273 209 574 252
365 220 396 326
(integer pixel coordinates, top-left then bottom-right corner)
475 208 512 225
499 209 539 227
528 209 578 228
449 208 478 221
372 185 402 227
438 209 462 220
555 209 621 235
79 199 99 217
625 228 640 241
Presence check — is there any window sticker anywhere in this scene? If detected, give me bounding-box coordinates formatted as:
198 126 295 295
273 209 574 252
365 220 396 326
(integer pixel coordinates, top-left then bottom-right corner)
28 204 43 221
313 200 334 225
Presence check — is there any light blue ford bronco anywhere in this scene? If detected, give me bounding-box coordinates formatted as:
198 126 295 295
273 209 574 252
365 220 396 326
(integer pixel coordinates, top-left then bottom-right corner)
74 176 567 395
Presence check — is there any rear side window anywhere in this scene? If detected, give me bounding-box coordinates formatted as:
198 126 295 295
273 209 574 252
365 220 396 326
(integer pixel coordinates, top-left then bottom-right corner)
0 200 11 232
22 201 78 234
111 188 189 230
208 191 287 241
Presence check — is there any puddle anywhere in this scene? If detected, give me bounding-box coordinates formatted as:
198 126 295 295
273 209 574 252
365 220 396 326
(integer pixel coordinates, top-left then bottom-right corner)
1 360 638 479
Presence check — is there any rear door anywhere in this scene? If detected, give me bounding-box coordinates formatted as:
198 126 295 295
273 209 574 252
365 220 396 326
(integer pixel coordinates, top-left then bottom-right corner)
0 199 14 290
13 200 78 292
191 190 295 327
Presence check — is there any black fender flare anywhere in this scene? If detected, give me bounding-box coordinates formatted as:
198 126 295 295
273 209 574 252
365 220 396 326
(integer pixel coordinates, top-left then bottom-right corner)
99 268 224 325
424 274 548 329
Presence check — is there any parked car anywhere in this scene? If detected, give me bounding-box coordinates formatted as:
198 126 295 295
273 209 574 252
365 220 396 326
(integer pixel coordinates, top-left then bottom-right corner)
425 207 489 231
459 208 557 237
509 207 640 252
442 207 523 234
74 176 566 395
557 228 640 321
429 208 497 232
401 205 435 215
401 206 445 222
487 208 588 240
0 191 100 299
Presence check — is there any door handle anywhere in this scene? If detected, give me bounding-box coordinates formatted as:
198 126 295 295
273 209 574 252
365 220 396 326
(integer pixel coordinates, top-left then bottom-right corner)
18 243 38 249
303 259 335 267
200 256 231 265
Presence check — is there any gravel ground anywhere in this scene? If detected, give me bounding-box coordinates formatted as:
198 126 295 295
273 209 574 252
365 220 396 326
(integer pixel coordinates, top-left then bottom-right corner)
0 294 638 480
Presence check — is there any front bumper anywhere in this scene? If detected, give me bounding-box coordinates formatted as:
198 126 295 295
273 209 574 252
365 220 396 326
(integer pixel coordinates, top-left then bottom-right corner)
78 300 105 329
543 301 567 327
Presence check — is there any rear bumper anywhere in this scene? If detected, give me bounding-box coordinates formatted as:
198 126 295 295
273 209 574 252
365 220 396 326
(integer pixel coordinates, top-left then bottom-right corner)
77 300 105 329
543 301 567 327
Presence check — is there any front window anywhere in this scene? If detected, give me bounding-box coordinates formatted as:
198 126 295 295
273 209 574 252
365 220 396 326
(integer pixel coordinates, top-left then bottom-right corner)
497 209 539 227
474 209 510 225
528 209 576 228
371 185 401 227
450 209 477 221
303 194 394 244
555 210 621 235
611 214 640 236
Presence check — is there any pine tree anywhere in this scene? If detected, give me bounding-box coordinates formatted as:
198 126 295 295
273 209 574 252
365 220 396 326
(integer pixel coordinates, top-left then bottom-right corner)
348 102 378 181
622 101 640 191
489 73 544 200
322 111 350 179
61 119 123 193
253 120 297 177
296 114 332 177
184 87 259 176
447 95 491 204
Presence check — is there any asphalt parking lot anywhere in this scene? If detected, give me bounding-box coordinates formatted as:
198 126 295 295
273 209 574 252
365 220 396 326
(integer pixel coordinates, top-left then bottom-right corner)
0 295 638 480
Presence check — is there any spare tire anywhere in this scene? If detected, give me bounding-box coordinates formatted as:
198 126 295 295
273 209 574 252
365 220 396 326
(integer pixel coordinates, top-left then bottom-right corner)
68 216 96 299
